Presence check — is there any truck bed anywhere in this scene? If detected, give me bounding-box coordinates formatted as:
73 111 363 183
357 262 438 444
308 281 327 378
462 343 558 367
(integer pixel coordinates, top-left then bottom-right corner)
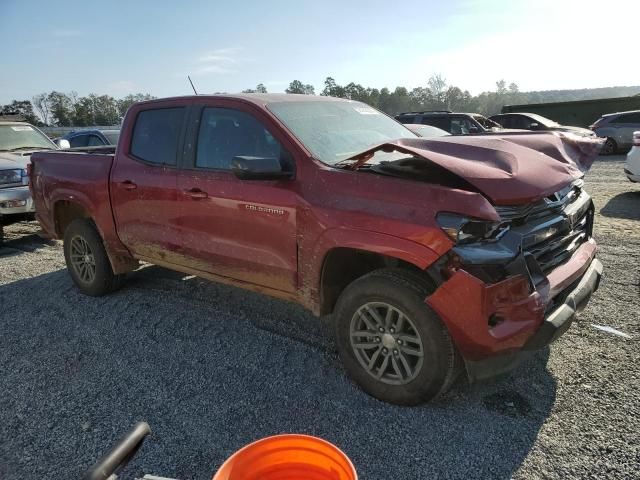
29 149 121 249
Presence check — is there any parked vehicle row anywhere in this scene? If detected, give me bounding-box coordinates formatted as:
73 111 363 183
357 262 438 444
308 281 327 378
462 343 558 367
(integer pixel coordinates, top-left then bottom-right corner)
396 110 506 134
397 107 640 156
30 93 603 405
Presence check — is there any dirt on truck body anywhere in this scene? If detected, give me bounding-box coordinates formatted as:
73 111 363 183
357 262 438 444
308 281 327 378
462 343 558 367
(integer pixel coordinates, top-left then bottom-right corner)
29 93 603 405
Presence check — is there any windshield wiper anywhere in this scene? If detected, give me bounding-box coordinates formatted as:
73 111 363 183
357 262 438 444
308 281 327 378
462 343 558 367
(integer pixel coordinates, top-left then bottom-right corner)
7 146 53 152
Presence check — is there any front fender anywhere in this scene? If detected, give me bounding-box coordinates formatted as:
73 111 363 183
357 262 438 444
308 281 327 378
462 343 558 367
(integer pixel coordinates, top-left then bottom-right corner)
300 227 447 313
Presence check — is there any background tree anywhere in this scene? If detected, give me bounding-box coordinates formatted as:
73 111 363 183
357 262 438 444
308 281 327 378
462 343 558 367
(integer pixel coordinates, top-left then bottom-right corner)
2 81 638 129
117 93 155 119
242 83 268 94
427 74 448 108
286 80 315 95
47 91 75 126
0 100 40 125
32 93 51 125
321 77 345 97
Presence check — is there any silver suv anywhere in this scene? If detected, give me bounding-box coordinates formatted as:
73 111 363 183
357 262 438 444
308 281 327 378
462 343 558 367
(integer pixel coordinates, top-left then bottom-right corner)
590 110 640 154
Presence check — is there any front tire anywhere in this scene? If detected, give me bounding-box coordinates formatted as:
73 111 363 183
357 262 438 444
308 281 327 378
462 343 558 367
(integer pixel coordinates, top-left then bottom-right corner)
63 219 124 296
334 268 460 405
602 137 617 155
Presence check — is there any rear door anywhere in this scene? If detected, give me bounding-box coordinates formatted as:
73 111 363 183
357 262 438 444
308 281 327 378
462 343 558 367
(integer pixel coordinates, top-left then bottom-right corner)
174 101 298 293
611 112 640 148
111 102 189 260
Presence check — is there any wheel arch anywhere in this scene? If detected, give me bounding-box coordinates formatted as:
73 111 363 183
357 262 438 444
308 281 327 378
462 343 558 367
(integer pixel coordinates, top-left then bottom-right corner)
314 230 444 316
54 199 137 275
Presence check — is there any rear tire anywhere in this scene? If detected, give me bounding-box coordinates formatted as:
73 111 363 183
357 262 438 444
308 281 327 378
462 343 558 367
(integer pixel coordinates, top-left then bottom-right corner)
334 268 461 405
63 219 124 296
602 137 617 155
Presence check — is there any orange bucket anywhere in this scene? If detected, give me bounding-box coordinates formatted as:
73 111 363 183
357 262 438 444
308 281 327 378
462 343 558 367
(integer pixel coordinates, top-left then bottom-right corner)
212 434 357 480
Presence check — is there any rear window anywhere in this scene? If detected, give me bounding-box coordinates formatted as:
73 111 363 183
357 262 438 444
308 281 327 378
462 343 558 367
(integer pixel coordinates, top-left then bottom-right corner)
69 134 89 148
612 112 640 124
397 115 416 124
422 116 450 131
130 107 185 165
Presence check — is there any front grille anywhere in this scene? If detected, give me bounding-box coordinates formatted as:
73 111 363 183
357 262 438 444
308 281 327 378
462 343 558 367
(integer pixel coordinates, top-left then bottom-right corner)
496 181 592 274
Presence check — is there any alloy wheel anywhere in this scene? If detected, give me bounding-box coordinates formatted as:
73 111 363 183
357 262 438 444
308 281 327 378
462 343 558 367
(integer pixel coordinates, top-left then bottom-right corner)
350 302 424 385
69 235 96 284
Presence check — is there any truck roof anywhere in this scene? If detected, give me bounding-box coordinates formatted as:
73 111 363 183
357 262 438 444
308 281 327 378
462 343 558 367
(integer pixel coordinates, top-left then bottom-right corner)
136 93 349 108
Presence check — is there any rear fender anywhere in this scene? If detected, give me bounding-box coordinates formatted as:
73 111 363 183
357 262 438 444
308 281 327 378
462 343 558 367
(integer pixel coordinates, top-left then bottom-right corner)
52 192 136 275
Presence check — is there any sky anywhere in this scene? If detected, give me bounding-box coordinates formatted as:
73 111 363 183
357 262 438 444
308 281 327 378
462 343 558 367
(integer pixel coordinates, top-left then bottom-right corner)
1 0 638 104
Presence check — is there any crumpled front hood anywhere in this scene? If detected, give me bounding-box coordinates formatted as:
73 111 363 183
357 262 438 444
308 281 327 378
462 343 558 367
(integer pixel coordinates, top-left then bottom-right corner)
362 132 603 205
0 152 31 170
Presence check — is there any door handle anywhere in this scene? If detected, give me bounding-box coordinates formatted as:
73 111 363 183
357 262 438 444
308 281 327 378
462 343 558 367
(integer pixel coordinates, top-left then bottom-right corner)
184 188 208 199
120 180 137 190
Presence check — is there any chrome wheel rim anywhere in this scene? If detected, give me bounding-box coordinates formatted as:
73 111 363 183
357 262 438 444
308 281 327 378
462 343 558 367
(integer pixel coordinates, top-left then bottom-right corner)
350 302 424 385
69 235 96 284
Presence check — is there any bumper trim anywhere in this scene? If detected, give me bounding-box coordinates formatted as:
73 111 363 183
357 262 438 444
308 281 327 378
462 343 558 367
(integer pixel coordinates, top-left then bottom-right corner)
524 257 602 350
0 186 35 216
465 257 602 382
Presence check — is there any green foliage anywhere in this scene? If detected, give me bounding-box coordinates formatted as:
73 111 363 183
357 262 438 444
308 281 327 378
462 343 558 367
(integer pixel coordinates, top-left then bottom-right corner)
7 80 640 127
285 80 315 95
242 84 268 94
117 93 155 119
20 91 156 126
315 76 640 116
0 100 40 125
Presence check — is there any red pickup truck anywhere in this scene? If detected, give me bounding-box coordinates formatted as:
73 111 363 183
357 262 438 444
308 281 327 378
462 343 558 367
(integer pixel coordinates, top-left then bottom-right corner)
30 94 603 405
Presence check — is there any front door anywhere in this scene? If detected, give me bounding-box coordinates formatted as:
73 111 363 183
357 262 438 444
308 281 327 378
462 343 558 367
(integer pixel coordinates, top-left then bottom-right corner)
111 105 187 260
175 104 298 293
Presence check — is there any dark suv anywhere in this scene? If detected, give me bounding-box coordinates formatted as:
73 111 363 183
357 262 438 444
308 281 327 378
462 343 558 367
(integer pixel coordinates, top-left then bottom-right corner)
60 129 120 148
395 111 504 135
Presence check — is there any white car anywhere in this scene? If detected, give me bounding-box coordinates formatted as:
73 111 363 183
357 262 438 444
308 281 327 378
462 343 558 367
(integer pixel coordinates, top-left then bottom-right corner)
625 131 640 182
0 120 61 242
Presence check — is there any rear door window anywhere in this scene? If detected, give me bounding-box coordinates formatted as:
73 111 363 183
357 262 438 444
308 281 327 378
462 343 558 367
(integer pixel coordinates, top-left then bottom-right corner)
87 135 105 146
69 134 90 148
508 115 530 129
422 116 450 131
492 115 508 127
130 107 186 166
612 112 640 124
398 115 415 124
195 107 282 170
450 116 476 134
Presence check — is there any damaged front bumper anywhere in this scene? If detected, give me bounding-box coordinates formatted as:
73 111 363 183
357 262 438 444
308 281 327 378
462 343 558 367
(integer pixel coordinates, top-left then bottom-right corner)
427 241 602 381
425 188 602 381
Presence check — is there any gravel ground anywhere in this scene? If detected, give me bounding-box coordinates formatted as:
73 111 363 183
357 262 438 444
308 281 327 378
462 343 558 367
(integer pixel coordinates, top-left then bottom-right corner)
0 156 638 480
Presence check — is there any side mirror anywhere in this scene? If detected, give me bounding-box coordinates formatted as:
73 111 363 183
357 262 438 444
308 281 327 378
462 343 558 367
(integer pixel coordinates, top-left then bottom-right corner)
56 139 71 149
529 122 540 130
468 126 479 133
231 156 293 181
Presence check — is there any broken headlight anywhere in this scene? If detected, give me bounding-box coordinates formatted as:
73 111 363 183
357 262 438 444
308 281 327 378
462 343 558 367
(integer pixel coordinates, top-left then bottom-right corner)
437 212 510 244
